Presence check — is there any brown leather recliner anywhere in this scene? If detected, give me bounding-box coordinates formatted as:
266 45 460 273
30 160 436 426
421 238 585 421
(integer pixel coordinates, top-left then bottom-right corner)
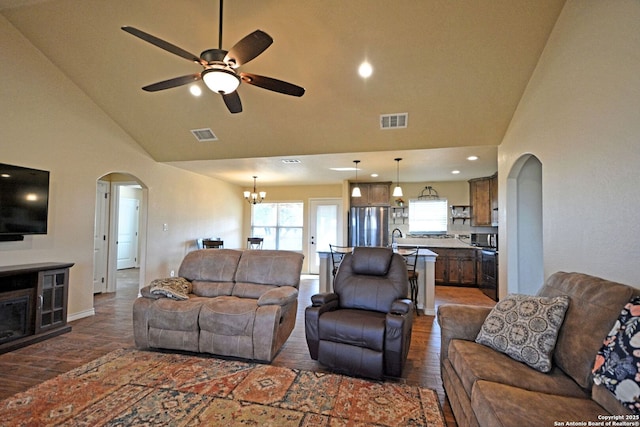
305 246 413 379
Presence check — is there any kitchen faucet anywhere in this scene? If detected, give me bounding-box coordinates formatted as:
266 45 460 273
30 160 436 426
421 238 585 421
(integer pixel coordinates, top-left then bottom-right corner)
391 228 403 246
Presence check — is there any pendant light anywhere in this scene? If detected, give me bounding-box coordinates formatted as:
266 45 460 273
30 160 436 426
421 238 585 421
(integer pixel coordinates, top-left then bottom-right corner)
393 158 403 197
351 160 361 197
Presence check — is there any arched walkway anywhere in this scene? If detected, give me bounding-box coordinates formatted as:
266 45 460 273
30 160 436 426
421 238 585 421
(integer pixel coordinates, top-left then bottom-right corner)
506 155 543 295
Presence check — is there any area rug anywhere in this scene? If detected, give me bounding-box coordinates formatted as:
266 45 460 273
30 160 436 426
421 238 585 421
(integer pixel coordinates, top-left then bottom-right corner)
0 348 445 426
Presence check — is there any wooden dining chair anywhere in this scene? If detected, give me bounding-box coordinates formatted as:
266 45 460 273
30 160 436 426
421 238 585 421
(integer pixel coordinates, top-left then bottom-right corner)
247 237 263 249
202 239 224 249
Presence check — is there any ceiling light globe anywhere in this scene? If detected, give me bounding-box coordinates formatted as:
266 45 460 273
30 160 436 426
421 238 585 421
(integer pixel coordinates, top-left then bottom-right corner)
393 186 403 197
202 68 240 95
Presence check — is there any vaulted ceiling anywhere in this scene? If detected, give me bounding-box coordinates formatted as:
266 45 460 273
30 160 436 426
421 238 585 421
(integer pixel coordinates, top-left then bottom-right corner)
1 0 566 186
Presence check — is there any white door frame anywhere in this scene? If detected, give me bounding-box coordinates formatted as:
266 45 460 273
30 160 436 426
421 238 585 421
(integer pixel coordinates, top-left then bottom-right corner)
93 180 109 293
94 177 148 293
308 198 343 274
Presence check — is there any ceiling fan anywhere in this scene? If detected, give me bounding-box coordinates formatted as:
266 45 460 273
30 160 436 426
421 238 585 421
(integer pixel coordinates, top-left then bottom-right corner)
121 0 305 114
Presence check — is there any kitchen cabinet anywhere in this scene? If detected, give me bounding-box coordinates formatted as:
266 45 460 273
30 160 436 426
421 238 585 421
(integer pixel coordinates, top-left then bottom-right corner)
350 182 391 206
430 248 478 286
469 173 497 226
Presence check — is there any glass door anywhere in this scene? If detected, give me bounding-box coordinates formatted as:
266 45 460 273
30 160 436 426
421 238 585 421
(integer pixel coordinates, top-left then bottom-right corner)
308 199 343 274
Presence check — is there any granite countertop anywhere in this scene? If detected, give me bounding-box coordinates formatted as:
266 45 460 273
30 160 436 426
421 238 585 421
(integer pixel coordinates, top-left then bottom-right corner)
396 237 477 249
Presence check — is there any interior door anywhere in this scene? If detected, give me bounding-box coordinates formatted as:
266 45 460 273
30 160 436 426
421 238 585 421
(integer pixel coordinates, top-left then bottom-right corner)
93 181 109 293
116 195 139 270
308 199 342 274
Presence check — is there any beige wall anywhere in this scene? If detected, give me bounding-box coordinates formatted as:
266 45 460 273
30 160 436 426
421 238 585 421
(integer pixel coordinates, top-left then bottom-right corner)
498 0 640 293
0 16 243 319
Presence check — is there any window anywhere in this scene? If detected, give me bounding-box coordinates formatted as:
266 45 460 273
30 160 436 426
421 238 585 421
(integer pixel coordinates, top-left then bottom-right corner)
408 199 448 234
251 202 303 250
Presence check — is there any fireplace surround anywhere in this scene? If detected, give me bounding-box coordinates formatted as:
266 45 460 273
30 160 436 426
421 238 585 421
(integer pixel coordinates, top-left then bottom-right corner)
0 262 73 354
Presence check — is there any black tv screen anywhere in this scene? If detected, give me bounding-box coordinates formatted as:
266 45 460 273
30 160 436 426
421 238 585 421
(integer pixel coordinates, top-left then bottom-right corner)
0 163 50 236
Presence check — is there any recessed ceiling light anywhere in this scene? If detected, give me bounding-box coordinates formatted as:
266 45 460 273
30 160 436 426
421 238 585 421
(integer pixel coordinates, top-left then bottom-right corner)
452 170 461 174
371 173 378 178
190 85 202 96
467 155 478 161
358 61 373 78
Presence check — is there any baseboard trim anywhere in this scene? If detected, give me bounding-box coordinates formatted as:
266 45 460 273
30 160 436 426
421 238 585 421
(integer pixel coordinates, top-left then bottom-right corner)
67 308 95 322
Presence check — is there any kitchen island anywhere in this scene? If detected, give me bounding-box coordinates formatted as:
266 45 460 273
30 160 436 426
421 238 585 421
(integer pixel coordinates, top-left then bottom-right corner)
317 247 438 315
396 237 487 289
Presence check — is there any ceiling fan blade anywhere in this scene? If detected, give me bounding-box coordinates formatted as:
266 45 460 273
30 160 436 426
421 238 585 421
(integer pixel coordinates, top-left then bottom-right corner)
142 73 202 92
240 73 305 97
122 26 204 65
222 91 243 113
224 30 273 67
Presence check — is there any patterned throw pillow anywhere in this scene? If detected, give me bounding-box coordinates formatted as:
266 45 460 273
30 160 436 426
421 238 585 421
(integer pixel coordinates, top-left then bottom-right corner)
592 296 640 414
475 294 570 373
150 277 192 300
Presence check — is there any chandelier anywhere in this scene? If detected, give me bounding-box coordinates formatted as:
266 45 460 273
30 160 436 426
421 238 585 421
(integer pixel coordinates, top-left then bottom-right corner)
244 176 266 204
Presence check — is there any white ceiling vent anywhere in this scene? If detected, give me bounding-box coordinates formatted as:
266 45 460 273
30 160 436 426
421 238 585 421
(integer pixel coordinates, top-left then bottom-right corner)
380 113 408 130
190 128 218 142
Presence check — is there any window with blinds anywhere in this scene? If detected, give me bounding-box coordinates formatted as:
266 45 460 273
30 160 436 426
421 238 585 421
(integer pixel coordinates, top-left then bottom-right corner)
408 199 448 234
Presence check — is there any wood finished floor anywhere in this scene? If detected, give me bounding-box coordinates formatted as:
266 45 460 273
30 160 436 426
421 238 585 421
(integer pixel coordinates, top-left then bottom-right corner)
0 269 495 426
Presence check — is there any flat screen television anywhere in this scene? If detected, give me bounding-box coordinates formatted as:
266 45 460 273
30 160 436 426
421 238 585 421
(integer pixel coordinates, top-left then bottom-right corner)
0 163 50 238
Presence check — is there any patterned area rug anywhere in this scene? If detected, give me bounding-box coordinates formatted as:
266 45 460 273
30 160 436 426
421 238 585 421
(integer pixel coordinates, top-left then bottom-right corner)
0 348 445 426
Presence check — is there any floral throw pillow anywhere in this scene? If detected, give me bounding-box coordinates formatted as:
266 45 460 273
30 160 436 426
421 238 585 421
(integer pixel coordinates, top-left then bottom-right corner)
475 293 570 373
592 296 640 414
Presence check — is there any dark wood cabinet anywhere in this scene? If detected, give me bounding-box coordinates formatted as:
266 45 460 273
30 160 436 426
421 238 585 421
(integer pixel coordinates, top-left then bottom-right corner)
431 248 478 286
350 182 391 206
0 262 73 354
469 173 497 226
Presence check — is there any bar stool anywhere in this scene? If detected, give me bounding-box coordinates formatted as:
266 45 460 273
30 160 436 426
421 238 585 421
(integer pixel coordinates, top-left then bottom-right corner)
402 247 420 315
329 244 352 277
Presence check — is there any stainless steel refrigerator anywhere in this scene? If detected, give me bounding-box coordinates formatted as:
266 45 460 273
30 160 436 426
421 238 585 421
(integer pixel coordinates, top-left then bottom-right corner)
349 206 390 247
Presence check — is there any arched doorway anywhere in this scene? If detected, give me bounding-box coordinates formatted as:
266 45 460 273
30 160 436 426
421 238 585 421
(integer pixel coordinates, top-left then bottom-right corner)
506 155 543 295
94 173 148 294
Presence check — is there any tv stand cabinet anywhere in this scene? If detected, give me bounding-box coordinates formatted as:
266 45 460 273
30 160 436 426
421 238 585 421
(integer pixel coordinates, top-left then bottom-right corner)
0 262 74 354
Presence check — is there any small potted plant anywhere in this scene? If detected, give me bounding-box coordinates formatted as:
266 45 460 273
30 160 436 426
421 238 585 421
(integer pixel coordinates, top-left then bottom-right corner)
396 198 405 207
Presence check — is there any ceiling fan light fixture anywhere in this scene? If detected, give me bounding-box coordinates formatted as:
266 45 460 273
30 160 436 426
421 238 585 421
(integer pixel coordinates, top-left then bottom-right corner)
202 68 240 94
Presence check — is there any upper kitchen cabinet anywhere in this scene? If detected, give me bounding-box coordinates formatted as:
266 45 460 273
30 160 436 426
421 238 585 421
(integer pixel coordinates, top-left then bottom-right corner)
469 173 498 227
350 182 391 206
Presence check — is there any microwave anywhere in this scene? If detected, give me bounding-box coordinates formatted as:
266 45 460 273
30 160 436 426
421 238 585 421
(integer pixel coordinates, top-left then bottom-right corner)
471 233 497 249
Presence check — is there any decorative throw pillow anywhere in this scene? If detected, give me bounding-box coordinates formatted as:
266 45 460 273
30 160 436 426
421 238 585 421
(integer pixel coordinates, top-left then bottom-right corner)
150 277 192 301
592 296 640 414
475 293 570 372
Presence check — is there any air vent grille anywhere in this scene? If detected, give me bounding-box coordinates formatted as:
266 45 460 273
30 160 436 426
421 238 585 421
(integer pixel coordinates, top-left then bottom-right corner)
281 159 301 164
191 128 218 142
380 113 408 129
